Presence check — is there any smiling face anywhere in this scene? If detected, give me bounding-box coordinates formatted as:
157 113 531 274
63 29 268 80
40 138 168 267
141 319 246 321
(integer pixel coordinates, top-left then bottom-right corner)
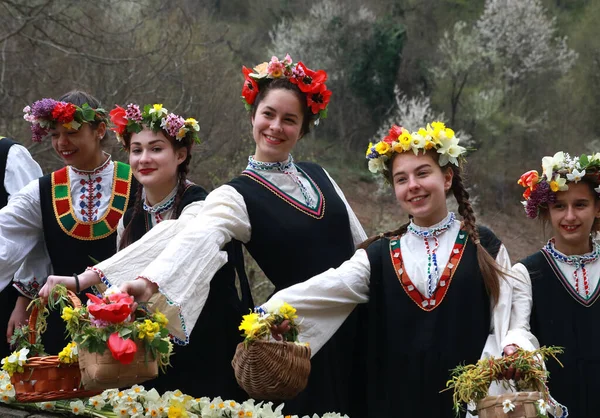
546 181 600 255
50 123 106 170
391 151 454 227
128 128 187 195
251 88 304 163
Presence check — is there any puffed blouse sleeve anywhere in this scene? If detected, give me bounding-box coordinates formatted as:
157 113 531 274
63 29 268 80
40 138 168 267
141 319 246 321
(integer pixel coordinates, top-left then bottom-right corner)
94 185 249 344
262 248 371 356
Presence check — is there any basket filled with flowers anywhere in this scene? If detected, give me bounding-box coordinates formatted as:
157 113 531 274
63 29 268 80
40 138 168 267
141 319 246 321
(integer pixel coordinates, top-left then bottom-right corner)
231 300 311 400
60 285 173 390
2 288 102 402
446 346 566 418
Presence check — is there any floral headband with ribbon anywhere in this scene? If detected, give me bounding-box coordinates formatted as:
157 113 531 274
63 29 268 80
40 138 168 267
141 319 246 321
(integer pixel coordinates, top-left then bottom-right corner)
365 121 467 175
518 151 600 218
241 54 331 125
23 99 109 142
109 103 200 146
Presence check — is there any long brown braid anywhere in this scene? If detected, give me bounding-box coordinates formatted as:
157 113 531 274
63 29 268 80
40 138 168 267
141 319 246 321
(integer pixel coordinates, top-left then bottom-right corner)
118 129 193 250
449 165 503 306
358 152 505 307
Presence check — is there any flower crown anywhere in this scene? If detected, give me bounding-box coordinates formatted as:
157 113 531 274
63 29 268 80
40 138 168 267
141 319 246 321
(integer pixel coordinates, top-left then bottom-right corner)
241 54 331 124
365 122 467 175
109 103 200 146
518 151 600 219
23 99 109 142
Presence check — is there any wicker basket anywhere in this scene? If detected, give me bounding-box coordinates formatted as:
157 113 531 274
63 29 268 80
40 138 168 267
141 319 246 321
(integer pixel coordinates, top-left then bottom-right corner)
231 340 311 400
78 340 158 390
10 291 101 402
476 392 543 418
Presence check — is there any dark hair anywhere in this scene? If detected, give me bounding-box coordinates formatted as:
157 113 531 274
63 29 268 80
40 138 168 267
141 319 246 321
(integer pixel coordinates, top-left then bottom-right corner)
359 150 505 307
118 128 193 250
57 90 106 138
251 78 314 136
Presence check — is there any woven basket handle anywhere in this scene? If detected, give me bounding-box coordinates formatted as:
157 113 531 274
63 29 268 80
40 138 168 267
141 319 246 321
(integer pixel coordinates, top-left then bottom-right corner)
27 290 82 346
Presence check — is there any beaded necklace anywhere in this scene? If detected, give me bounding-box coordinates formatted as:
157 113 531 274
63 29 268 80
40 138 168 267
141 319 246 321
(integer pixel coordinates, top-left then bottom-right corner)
543 238 600 299
407 212 456 298
247 155 315 207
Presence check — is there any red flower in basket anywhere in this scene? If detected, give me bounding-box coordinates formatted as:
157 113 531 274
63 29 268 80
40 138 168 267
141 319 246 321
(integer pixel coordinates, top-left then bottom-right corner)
109 105 128 136
107 332 137 364
86 292 134 324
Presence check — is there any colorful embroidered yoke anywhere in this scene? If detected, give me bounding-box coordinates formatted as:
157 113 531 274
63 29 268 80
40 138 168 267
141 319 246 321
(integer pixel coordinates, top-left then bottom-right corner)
38 161 134 354
355 226 501 418
522 251 600 417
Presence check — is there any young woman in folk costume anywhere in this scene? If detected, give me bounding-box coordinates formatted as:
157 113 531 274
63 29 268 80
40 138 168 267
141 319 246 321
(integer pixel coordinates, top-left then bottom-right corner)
259 123 535 418
0 91 136 355
0 135 43 358
40 103 252 400
59 54 367 414
503 151 600 417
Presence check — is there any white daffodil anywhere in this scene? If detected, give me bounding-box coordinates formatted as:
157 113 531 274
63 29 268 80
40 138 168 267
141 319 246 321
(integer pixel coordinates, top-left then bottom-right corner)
148 104 168 116
409 133 426 155
88 395 105 410
541 151 565 181
537 399 549 415
553 175 568 191
70 400 85 415
437 136 466 166
16 348 29 366
502 399 516 413
38 401 56 411
368 156 388 173
566 168 586 183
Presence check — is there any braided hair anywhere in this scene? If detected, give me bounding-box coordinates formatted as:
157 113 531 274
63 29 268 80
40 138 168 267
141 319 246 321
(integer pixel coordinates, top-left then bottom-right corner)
118 128 193 250
359 151 504 306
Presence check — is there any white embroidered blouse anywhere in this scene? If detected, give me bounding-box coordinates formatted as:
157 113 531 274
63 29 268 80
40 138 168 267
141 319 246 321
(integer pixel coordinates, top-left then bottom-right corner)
0 154 116 296
94 157 367 343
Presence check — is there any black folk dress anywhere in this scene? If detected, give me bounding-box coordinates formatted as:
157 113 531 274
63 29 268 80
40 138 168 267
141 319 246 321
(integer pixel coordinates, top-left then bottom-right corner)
124 184 253 401
521 250 600 418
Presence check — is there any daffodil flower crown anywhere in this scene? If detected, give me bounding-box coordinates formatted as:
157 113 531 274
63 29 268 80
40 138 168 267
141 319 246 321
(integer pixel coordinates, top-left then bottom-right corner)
241 54 332 125
518 152 600 219
23 99 109 142
365 121 467 175
109 103 200 146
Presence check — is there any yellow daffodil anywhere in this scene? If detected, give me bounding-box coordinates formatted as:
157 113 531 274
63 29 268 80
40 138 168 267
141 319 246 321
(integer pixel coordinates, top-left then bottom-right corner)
238 313 260 334
61 306 75 322
398 131 412 151
374 141 391 155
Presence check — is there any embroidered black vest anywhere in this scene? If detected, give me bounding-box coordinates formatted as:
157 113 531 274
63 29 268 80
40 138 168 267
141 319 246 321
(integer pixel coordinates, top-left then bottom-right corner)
39 162 135 276
228 161 354 289
358 226 500 418
0 136 17 208
521 251 600 417
228 161 357 416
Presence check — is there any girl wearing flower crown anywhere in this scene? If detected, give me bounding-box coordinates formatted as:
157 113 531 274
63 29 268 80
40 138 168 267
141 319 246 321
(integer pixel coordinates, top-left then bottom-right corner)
0 91 137 355
64 55 366 415
38 103 252 400
256 122 534 417
503 152 600 417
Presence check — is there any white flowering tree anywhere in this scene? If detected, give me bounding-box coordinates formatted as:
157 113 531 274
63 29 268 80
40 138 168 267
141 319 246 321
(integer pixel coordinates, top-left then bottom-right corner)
268 0 405 148
431 0 577 127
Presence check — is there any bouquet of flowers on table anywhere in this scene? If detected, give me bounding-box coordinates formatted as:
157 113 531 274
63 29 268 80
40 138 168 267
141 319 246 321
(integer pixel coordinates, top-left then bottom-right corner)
446 346 567 418
231 300 311 401
0 371 350 418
